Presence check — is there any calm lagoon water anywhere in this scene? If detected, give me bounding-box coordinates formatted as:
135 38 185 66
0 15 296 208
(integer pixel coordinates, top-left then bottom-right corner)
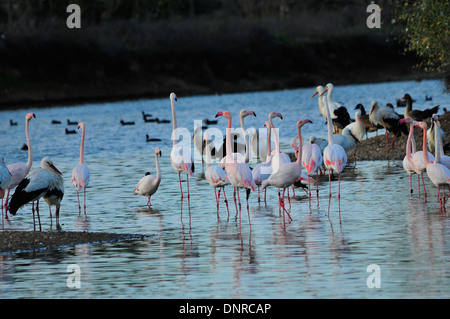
0 79 449 299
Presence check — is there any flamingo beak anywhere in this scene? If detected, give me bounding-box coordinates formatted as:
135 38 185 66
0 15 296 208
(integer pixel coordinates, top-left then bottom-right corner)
248 111 256 117
305 119 313 124
50 164 63 176
159 151 162 157
277 113 283 120
215 111 223 118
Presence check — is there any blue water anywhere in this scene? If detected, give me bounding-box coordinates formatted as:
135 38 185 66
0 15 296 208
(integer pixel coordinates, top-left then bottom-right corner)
0 79 449 298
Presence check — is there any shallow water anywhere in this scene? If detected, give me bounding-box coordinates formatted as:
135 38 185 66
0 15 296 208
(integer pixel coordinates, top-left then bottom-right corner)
0 79 449 298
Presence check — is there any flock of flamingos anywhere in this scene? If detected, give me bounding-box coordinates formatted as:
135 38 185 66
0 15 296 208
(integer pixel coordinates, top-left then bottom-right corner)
0 83 448 231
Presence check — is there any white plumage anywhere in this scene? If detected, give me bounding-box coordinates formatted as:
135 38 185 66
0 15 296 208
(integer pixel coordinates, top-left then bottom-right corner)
8 158 63 231
72 122 90 216
133 147 162 206
5 113 35 210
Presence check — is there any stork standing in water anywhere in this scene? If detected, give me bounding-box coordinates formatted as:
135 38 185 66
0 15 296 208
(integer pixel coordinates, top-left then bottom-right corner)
0 158 11 228
8 158 63 231
5 113 35 213
133 147 162 207
169 92 194 223
72 122 90 217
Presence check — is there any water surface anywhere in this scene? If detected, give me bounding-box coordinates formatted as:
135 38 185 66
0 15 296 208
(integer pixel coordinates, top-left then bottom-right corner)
0 79 449 298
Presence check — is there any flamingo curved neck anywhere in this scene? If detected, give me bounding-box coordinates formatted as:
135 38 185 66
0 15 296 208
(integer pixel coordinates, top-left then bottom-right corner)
225 117 232 161
296 126 302 166
434 122 442 163
422 126 431 166
266 124 272 162
25 119 32 170
79 126 85 165
205 139 212 169
171 97 178 147
240 115 249 163
269 117 281 154
323 98 334 145
155 152 161 181
406 123 415 161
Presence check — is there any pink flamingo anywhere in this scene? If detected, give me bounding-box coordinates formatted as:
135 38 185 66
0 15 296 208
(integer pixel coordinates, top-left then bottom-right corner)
215 111 256 229
204 132 230 220
302 136 323 200
72 122 90 216
170 92 194 223
399 117 418 196
5 113 35 212
415 121 450 209
320 89 347 209
252 121 272 203
133 147 162 207
262 119 312 228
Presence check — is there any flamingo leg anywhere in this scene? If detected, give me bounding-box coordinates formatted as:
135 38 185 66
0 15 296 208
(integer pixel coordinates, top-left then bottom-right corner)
418 175 421 198
316 173 320 206
409 175 413 197
246 188 251 230
1 198 4 230
178 172 183 222
233 187 238 219
308 174 311 199
4 188 10 212
237 188 241 231
338 173 341 199
214 188 219 221
76 190 81 216
421 173 427 202
328 169 332 198
186 174 191 223
257 186 260 203
222 187 230 218
84 188 87 216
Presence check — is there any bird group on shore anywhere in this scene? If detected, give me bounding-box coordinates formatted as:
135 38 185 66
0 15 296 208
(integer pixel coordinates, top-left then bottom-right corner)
1 85 447 233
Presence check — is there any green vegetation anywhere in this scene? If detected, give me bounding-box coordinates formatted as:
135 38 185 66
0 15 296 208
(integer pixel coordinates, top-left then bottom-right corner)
394 0 449 74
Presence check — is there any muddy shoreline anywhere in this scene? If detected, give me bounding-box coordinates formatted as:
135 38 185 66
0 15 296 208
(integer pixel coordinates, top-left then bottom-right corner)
0 230 149 255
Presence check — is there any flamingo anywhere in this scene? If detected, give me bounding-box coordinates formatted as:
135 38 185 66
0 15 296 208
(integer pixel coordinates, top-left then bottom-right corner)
252 121 273 203
302 136 323 199
133 147 162 207
415 121 450 209
5 112 36 212
431 115 450 169
215 111 256 229
72 122 90 216
269 112 289 170
369 101 407 153
8 158 63 231
409 119 435 202
399 117 418 196
219 109 257 167
320 89 347 204
170 92 194 222
262 119 312 228
204 132 230 220
427 116 446 156
0 158 11 228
